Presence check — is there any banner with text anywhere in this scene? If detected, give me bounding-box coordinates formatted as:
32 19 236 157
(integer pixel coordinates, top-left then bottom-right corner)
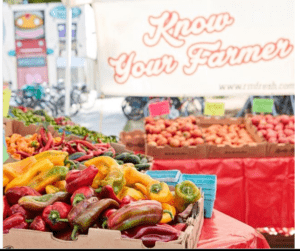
93 0 294 96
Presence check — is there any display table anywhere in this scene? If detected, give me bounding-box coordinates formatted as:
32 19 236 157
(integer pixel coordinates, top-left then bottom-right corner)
198 210 270 249
152 157 294 228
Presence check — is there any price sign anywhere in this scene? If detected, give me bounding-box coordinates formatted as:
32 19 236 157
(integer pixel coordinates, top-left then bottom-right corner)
3 88 12 117
149 101 170 117
204 102 225 116
252 98 274 113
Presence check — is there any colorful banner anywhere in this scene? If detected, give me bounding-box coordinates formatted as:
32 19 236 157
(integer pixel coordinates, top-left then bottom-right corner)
92 0 294 96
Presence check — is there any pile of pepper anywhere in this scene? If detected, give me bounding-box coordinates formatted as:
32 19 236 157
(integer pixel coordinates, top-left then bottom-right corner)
3 153 201 248
7 107 117 143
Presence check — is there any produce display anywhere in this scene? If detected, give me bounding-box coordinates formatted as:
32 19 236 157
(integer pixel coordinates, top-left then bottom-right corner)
202 124 254 146
7 107 117 143
5 126 152 171
250 114 295 144
3 151 201 247
145 116 205 147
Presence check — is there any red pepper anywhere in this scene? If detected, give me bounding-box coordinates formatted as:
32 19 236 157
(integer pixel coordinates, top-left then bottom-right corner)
3 213 29 234
54 131 65 146
171 223 188 232
76 152 94 162
92 149 104 157
83 134 89 141
66 143 76 154
120 195 136 208
42 131 53 151
8 204 30 219
126 224 181 239
76 143 87 153
66 165 98 194
141 234 179 248
6 186 41 205
3 196 12 220
16 150 31 158
95 185 122 204
103 208 117 219
40 127 48 146
29 216 48 232
69 140 97 151
70 186 95 206
42 202 71 231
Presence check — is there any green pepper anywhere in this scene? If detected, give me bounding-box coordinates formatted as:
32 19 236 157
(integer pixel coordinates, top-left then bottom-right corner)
174 181 201 213
18 192 70 211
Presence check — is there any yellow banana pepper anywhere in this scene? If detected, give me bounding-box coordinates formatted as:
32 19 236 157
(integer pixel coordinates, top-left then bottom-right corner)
122 164 158 187
33 150 68 166
5 159 54 192
134 183 149 197
117 186 145 201
147 182 173 203
27 166 68 193
84 156 120 188
52 180 67 191
160 203 176 224
3 156 37 181
45 185 60 194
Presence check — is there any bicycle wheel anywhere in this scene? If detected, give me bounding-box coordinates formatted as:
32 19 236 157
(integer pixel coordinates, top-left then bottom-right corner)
182 97 204 116
33 100 57 117
57 96 81 117
122 97 145 120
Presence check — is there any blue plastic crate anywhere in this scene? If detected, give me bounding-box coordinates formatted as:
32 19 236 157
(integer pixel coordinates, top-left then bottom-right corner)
181 174 217 190
202 188 216 198
145 170 182 187
204 199 215 218
202 193 215 201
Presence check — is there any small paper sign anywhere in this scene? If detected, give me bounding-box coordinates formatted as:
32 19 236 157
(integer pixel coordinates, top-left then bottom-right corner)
252 98 274 113
148 101 170 117
204 102 225 116
3 144 9 163
3 88 12 117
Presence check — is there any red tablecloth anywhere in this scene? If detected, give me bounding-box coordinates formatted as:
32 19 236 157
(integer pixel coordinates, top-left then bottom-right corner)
152 157 294 228
198 210 270 248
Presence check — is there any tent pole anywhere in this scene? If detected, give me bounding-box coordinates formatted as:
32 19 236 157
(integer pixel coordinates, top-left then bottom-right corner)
65 4 72 116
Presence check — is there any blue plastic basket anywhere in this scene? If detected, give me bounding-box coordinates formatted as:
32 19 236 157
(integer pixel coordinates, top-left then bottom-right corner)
145 170 182 187
204 199 215 218
181 174 217 218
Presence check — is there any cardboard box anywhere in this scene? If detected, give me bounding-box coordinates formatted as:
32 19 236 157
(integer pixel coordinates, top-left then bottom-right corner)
146 143 207 160
3 197 204 249
119 130 145 152
245 114 294 157
197 116 267 158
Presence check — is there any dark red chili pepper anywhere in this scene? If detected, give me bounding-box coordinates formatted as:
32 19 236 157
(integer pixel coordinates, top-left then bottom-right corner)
141 234 179 248
42 202 71 231
3 196 11 220
6 186 41 205
69 140 97 151
8 204 30 219
40 127 48 146
43 131 53 151
76 152 94 162
16 150 31 158
76 143 87 153
95 185 122 204
83 134 89 141
92 149 104 156
54 131 65 146
3 213 30 234
29 216 48 232
66 165 98 194
120 195 136 207
70 186 95 206
171 223 188 232
129 224 181 239
66 143 76 154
